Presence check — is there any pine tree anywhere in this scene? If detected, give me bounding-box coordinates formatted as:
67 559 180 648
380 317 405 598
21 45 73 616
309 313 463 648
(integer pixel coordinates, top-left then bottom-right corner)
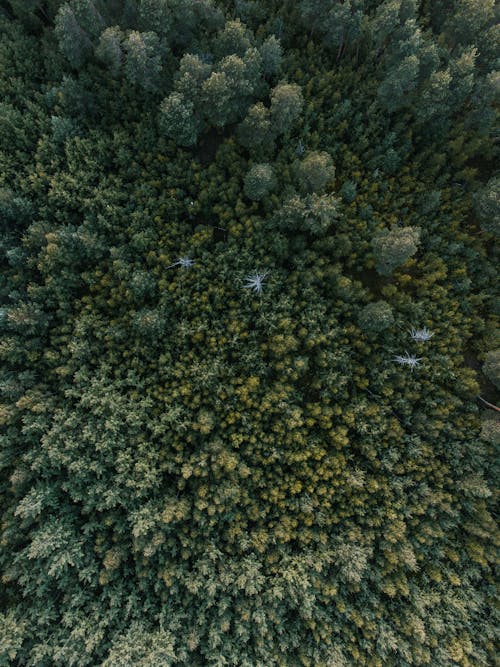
259 35 282 76
158 92 199 146
244 163 276 200
296 151 335 194
358 301 395 333
483 350 500 389
377 54 420 112
236 102 273 151
372 225 421 275
269 82 303 134
201 71 233 128
54 3 93 68
124 31 163 91
214 18 252 59
474 176 499 236
95 26 124 76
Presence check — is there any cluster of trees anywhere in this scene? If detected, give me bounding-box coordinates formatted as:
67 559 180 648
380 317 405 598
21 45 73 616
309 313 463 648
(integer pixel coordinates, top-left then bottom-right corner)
0 0 498 666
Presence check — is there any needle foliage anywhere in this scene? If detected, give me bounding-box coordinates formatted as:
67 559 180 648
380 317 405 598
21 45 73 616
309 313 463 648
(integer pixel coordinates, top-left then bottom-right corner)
0 1 498 665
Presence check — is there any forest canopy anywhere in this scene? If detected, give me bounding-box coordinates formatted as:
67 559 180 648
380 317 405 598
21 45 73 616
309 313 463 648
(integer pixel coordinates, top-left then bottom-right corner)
0 1 498 666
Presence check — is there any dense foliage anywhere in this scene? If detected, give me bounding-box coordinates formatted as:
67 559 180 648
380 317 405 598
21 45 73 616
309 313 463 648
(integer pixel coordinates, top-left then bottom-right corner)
0 1 498 665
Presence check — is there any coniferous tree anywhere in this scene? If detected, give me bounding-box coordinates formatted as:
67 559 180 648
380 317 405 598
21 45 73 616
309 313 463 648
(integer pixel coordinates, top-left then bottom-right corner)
124 30 163 90
159 92 199 145
474 176 499 236
54 3 93 67
269 82 303 134
359 300 394 333
259 35 282 76
296 151 335 194
372 225 421 275
236 102 273 151
95 26 124 75
0 2 498 665
243 163 276 200
483 350 500 389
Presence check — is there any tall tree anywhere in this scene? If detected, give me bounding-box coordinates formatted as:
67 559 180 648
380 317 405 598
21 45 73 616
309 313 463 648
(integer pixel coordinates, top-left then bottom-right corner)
95 26 124 76
269 82 303 134
372 225 421 275
124 30 163 91
474 176 500 236
54 3 93 67
158 92 199 145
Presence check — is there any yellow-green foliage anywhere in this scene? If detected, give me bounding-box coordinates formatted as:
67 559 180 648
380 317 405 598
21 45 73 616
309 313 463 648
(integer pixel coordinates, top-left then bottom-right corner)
0 3 498 666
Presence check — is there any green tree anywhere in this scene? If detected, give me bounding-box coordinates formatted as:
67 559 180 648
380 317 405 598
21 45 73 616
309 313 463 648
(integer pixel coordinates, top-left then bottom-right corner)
377 54 420 112
243 163 276 200
102 624 176 666
259 35 282 76
372 225 421 275
296 151 335 194
481 415 500 445
236 102 273 151
72 0 105 37
54 4 93 67
95 26 123 76
358 301 395 333
7 0 58 29
138 0 173 37
158 92 199 146
175 53 212 99
474 176 499 236
273 193 340 236
269 82 303 134
124 31 163 91
214 18 252 59
0 612 26 665
323 0 365 60
444 0 496 50
483 349 500 389
340 179 357 203
371 0 405 56
219 54 257 118
201 71 233 127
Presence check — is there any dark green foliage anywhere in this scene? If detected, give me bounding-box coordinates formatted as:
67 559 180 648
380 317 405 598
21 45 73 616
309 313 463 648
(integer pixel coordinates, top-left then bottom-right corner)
259 35 282 76
418 189 441 215
54 3 93 67
95 27 124 75
124 30 163 90
214 18 251 58
298 0 365 59
243 162 276 200
483 350 500 389
377 54 420 112
175 53 212 98
481 415 499 445
372 225 421 275
0 611 25 664
273 194 340 236
358 300 394 333
269 82 303 134
340 179 357 203
296 150 335 194
201 71 234 127
236 101 273 152
158 92 198 145
474 176 499 235
156 19 282 144
443 0 496 50
0 3 498 666
138 0 173 36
